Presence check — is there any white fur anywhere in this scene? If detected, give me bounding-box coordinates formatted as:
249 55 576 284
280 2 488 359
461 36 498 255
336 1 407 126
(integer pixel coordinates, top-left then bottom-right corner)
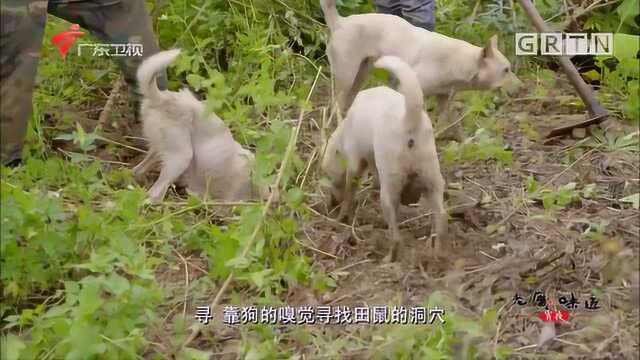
320 0 520 138
133 49 260 203
322 56 448 262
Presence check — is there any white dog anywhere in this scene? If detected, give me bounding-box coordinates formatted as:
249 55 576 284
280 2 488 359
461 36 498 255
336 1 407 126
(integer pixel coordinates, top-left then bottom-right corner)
133 49 262 203
322 56 447 262
320 0 520 137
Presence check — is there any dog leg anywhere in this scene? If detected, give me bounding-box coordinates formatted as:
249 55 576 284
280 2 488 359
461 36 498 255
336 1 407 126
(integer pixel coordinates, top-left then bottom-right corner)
436 91 463 142
329 174 346 212
337 160 367 223
380 178 402 263
371 169 380 189
332 54 368 115
132 150 159 181
424 175 448 255
147 131 193 203
337 167 356 223
343 59 371 114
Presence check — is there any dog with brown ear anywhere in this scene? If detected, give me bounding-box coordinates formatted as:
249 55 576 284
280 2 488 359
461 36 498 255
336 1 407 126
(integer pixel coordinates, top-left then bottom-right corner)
320 0 520 139
322 56 447 262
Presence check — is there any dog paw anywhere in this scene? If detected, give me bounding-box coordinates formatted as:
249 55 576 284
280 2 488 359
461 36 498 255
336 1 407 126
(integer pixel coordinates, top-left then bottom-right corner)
382 243 399 263
426 234 443 257
147 190 165 204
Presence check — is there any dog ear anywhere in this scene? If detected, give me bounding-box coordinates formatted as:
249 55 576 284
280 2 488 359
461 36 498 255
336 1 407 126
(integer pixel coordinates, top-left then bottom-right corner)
482 35 499 58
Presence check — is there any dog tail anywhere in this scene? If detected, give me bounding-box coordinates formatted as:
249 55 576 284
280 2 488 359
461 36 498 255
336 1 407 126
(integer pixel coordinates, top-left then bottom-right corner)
373 56 424 130
320 0 341 32
136 48 181 102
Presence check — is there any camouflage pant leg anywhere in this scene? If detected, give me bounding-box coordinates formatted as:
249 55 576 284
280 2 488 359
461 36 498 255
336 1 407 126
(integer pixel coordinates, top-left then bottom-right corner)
0 1 48 165
0 0 165 165
48 0 167 109
373 0 436 31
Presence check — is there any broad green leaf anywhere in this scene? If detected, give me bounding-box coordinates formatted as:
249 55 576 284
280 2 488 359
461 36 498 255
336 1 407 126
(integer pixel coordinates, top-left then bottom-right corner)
620 193 640 209
582 69 600 81
285 188 305 208
1 334 26 360
249 269 273 289
613 34 640 61
103 273 130 296
186 74 203 90
616 0 640 29
225 255 250 269
178 348 213 360
77 278 104 315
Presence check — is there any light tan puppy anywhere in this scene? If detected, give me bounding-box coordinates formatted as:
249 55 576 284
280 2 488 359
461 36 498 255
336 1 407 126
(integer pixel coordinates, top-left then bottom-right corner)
320 0 520 136
322 56 447 262
133 49 262 203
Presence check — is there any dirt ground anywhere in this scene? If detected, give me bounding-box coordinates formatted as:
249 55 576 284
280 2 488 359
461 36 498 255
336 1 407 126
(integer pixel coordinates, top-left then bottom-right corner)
62 71 639 358
298 76 639 357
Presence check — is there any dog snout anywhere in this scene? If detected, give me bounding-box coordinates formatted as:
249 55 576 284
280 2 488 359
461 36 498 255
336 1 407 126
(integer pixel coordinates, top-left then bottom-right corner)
502 71 523 94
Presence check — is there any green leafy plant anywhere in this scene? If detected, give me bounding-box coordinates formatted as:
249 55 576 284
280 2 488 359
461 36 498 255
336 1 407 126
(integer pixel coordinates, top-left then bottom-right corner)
54 122 99 153
442 128 513 165
593 33 640 123
585 129 640 152
526 176 580 211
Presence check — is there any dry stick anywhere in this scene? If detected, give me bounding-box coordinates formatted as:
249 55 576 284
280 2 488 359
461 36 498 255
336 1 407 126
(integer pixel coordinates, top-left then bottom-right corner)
298 69 324 188
540 147 595 189
97 135 146 154
398 202 477 226
299 149 317 189
509 0 520 72
553 0 621 28
58 149 129 166
178 67 321 352
332 259 373 274
305 205 352 229
171 4 208 47
518 0 608 119
493 320 502 358
467 0 482 24
172 248 190 317
435 110 471 139
296 238 337 259
97 77 123 129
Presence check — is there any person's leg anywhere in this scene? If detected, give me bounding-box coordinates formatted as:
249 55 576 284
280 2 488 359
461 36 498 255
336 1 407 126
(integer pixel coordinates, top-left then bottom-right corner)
373 0 436 31
47 0 166 118
372 0 436 88
401 0 436 31
371 0 403 17
0 1 48 166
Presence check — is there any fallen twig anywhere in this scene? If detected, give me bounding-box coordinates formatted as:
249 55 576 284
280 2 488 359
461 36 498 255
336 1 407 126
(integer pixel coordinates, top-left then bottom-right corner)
519 252 566 278
97 77 123 129
545 113 609 139
172 248 190 317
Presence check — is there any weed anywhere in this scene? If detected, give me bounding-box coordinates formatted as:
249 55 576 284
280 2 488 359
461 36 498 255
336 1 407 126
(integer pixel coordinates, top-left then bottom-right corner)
442 128 513 166
526 176 580 211
584 129 640 153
